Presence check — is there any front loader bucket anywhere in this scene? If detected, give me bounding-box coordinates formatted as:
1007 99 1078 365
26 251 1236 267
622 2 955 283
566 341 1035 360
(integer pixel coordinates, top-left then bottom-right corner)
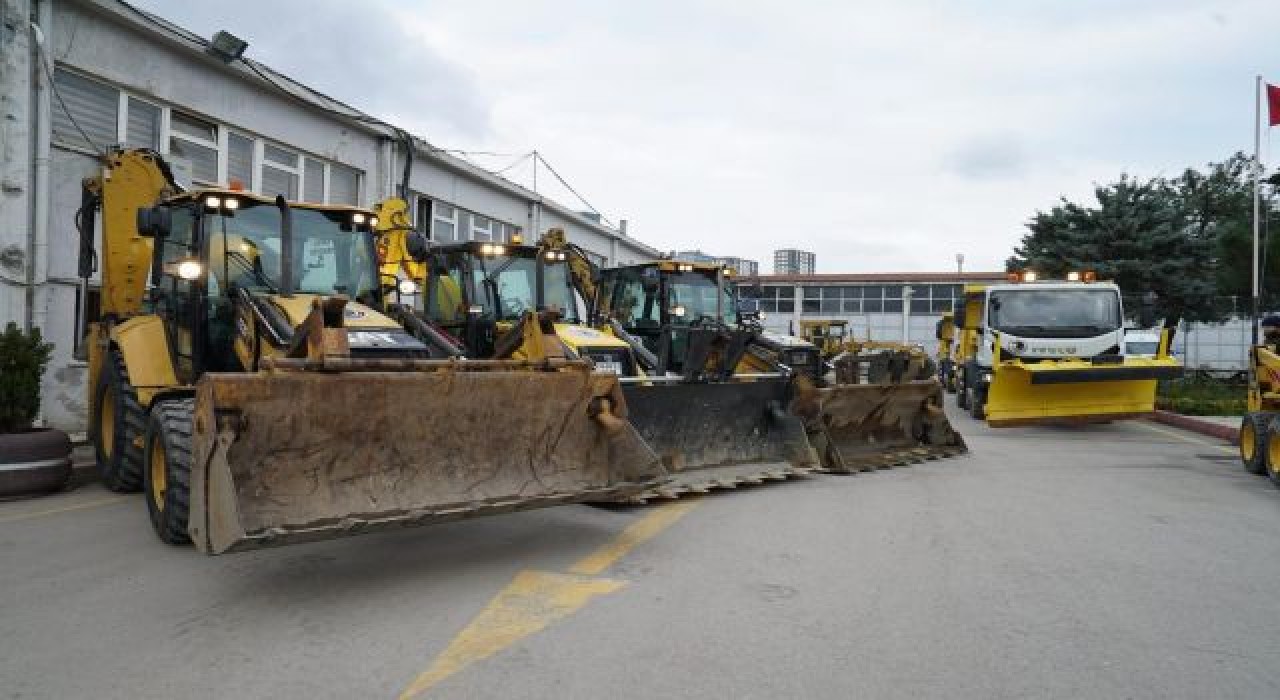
619 378 818 500
803 380 967 473
984 359 1179 426
187 362 664 554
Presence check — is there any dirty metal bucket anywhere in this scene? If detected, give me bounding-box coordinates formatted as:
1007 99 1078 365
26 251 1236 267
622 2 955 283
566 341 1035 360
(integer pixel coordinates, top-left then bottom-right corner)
187 362 663 554
803 380 967 473
619 377 817 500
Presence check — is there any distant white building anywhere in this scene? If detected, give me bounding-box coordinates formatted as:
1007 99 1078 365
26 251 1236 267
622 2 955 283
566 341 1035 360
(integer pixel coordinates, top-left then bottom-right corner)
773 249 816 275
1 0 661 431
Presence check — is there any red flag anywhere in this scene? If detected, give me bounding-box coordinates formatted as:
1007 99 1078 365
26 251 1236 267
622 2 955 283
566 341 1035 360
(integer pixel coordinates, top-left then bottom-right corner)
1269 83 1280 126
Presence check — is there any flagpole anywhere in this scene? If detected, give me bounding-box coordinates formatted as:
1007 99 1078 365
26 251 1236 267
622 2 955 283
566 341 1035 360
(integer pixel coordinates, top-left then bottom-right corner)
1253 74 1262 348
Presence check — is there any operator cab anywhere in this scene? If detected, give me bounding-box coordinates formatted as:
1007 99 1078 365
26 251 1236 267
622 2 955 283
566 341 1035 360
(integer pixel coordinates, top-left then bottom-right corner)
138 189 387 375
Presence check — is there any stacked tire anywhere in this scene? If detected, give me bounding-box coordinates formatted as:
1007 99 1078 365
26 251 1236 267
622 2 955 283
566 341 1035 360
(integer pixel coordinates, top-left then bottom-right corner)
0 429 72 498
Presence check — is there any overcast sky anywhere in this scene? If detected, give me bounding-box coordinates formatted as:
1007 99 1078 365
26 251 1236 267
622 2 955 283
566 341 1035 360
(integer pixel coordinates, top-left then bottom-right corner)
133 0 1280 273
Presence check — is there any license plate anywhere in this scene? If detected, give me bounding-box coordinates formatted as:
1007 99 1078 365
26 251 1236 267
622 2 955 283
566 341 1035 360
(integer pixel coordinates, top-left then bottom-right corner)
593 360 623 374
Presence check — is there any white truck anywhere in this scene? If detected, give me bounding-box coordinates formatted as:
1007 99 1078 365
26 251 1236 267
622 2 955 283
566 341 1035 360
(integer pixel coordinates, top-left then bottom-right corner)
957 275 1182 425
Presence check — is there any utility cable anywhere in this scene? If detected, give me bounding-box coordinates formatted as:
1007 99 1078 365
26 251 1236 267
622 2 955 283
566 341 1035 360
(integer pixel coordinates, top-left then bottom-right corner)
534 152 616 228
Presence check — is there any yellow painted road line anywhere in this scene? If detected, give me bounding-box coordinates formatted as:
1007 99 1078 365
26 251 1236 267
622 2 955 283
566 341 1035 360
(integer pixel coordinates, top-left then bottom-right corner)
568 499 701 576
399 500 700 699
0 495 129 524
1133 420 1235 453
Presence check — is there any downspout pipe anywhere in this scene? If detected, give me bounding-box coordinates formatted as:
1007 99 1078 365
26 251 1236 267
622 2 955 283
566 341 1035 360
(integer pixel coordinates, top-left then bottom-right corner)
28 0 53 333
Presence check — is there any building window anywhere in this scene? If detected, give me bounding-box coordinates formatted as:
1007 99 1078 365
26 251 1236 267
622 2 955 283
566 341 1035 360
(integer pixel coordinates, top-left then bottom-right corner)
125 97 160 150
51 67 119 150
169 111 220 184
303 158 325 203
433 203 459 241
227 132 254 188
414 197 433 238
261 143 300 199
329 164 361 205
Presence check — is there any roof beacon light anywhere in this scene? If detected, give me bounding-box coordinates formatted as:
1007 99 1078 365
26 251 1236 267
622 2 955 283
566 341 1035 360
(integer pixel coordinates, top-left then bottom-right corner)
1083 270 1097 283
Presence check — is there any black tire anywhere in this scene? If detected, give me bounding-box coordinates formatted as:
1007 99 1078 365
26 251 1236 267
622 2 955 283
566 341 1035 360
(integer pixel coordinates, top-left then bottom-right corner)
143 398 194 545
1240 412 1270 475
1265 415 1280 490
969 388 986 421
92 349 146 492
0 429 72 498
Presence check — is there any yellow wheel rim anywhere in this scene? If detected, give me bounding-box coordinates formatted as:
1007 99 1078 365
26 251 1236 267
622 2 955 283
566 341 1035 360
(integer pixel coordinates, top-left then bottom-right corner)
1268 432 1280 478
149 432 167 511
1242 422 1256 462
100 388 116 459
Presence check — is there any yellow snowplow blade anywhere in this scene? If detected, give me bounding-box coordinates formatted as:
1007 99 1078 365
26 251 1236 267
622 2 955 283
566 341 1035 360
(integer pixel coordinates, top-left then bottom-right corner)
186 360 663 554
801 380 967 473
985 357 1182 426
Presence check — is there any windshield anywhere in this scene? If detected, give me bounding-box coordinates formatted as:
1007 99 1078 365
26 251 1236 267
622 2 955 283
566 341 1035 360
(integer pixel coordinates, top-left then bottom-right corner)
470 252 578 322
1125 341 1159 355
207 202 378 302
988 288 1121 338
667 271 735 325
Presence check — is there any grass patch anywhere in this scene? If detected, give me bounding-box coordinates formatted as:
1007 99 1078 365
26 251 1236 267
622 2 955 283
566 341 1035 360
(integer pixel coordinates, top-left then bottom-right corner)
1157 377 1247 416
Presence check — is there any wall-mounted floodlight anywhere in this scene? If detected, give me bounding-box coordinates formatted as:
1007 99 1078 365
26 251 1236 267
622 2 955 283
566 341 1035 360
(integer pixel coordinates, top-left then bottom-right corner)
210 30 248 62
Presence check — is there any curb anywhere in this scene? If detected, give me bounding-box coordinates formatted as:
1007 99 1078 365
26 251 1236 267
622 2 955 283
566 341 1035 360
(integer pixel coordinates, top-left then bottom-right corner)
1149 410 1238 444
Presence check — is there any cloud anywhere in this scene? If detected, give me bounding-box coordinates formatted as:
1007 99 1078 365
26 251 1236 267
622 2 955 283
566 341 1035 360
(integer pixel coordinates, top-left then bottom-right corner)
128 0 491 141
127 0 1280 274
945 135 1027 180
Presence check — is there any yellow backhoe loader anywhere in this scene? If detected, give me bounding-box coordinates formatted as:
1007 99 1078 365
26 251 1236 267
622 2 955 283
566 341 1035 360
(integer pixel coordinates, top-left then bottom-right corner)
80 150 662 554
598 263 966 476
797 319 937 386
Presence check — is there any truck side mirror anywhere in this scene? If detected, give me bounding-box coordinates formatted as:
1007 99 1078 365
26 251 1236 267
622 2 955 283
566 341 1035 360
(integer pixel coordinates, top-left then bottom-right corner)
935 319 944 340
405 231 430 263
136 207 171 239
954 308 966 329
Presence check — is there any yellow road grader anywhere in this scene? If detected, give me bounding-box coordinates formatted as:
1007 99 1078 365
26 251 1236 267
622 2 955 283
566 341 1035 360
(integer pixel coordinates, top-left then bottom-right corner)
80 150 663 554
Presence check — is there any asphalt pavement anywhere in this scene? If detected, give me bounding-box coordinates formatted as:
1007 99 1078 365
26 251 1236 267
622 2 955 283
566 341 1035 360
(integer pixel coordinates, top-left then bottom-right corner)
4 406 1280 700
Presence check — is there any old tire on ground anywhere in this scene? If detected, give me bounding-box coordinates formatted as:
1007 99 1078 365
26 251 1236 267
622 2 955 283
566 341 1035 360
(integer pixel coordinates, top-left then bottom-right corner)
1241 412 1270 475
93 350 146 492
143 398 194 545
0 429 72 498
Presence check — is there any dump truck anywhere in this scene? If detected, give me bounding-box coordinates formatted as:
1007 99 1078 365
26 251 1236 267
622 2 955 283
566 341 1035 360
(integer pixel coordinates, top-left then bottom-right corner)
81 150 663 554
956 272 1182 425
1239 317 1280 485
597 262 966 476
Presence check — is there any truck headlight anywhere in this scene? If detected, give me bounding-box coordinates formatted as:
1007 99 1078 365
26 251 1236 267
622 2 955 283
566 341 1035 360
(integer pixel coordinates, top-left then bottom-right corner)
398 279 419 295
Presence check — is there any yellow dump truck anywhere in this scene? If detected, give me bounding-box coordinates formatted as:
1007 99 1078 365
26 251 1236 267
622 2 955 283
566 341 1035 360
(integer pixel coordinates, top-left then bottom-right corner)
956 274 1182 425
81 150 663 554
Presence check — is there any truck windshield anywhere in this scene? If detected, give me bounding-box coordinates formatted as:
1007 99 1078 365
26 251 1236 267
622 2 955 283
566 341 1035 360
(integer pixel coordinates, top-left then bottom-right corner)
988 288 1121 338
208 202 378 303
470 252 578 322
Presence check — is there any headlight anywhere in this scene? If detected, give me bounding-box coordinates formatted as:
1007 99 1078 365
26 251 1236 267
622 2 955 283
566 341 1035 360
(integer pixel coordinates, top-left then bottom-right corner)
223 198 240 211
176 259 203 280
671 305 686 317
352 212 367 225
982 372 992 383
398 278 419 295
204 196 222 209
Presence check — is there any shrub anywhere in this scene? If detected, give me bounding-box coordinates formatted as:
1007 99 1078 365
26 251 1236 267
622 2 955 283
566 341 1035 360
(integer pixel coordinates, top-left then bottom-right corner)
0 322 54 432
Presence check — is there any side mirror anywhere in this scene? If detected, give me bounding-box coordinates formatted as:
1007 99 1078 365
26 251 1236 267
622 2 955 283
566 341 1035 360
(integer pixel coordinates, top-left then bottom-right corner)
405 231 430 263
935 319 944 340
954 308 967 329
136 207 171 239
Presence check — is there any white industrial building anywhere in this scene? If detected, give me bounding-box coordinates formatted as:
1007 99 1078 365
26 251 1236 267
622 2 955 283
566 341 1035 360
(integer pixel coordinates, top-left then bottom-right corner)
1 0 660 432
